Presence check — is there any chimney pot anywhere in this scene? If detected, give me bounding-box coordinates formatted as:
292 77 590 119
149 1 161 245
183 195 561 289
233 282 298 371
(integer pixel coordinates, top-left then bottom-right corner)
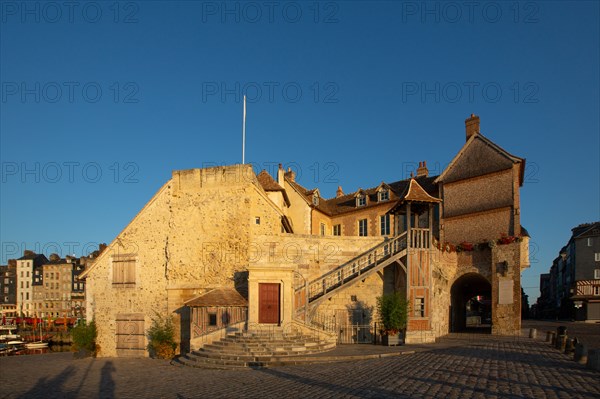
465 114 480 141
416 160 429 177
336 186 344 198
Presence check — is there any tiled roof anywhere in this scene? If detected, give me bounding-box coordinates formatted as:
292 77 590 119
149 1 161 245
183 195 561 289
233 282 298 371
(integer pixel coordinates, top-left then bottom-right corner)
320 175 440 216
184 288 248 307
257 170 284 192
402 179 442 202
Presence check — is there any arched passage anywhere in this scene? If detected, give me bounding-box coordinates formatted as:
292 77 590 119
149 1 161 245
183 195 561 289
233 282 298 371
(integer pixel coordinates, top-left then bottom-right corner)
450 273 491 332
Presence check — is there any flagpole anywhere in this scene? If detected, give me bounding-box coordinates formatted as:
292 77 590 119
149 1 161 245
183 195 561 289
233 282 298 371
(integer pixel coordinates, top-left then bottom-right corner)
242 95 246 164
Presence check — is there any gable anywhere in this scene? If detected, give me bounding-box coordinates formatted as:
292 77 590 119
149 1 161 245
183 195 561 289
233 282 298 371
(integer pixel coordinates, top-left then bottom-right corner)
439 136 516 184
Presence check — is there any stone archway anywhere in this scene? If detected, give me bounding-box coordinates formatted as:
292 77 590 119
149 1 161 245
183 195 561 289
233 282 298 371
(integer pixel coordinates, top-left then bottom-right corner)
450 273 491 332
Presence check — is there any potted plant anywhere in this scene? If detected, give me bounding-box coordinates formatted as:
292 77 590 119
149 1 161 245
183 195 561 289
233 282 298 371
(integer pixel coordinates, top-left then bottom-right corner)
147 313 177 359
376 292 409 346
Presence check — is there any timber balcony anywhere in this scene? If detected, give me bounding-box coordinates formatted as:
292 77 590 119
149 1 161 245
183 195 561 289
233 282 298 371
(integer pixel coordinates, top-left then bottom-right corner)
295 228 431 315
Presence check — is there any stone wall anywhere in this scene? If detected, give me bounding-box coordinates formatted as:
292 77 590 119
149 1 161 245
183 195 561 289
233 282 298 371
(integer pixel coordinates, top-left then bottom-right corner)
85 165 286 357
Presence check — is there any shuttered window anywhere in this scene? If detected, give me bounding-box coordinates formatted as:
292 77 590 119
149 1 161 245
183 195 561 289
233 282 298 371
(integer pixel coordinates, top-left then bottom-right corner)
112 254 136 286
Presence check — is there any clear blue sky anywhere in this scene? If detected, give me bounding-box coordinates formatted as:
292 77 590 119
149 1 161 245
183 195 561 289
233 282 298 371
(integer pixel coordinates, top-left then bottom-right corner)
1 1 599 304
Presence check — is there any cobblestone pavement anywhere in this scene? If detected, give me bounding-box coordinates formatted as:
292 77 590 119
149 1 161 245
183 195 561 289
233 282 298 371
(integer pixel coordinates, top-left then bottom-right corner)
1 336 599 399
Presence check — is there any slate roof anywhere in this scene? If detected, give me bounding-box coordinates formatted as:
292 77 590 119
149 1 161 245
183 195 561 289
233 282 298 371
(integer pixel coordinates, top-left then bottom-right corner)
184 288 248 307
571 222 600 239
435 133 525 185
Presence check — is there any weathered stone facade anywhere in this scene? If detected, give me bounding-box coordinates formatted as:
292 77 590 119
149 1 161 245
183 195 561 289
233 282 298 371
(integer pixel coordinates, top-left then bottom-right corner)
83 114 528 357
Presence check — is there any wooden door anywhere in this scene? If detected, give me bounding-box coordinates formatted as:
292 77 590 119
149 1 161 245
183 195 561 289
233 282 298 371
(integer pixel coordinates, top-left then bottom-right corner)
259 283 280 324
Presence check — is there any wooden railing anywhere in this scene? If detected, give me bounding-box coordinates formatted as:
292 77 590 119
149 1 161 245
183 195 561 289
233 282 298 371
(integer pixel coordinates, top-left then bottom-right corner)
300 232 408 305
410 228 430 249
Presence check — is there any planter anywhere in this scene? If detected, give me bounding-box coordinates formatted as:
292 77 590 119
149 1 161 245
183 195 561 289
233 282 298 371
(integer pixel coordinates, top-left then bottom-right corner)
382 331 405 346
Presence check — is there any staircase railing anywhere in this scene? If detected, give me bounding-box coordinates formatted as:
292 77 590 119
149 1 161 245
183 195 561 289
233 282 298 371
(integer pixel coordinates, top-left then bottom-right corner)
297 231 408 307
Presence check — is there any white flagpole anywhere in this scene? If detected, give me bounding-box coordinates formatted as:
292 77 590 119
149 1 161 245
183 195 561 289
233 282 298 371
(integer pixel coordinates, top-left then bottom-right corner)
242 95 246 164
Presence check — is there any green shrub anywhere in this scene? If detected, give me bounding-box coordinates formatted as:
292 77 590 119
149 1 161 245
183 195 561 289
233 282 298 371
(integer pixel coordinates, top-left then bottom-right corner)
147 313 176 359
376 292 409 335
71 320 98 355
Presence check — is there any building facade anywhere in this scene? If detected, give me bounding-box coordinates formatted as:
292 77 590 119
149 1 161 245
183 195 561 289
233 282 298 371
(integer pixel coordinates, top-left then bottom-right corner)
81 114 530 357
537 222 600 320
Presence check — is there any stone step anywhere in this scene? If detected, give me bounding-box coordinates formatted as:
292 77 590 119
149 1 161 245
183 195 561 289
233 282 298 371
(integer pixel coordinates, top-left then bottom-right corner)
194 344 335 361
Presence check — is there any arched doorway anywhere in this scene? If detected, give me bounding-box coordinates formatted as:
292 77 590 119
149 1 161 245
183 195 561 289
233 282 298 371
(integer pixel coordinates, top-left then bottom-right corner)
450 273 491 333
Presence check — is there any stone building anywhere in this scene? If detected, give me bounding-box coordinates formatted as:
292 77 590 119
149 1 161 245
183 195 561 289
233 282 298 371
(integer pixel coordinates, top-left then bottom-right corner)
16 252 48 317
81 114 530 357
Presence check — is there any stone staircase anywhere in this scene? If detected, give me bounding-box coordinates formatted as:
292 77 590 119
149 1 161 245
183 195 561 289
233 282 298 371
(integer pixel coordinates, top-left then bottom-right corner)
174 329 336 369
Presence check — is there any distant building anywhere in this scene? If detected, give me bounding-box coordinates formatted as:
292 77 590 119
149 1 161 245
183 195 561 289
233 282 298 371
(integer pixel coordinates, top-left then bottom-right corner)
0 261 17 318
537 222 600 320
16 252 48 317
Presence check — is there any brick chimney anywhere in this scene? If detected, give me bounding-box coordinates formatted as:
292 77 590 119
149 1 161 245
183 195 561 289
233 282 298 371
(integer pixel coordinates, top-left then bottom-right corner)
465 113 480 141
336 186 344 198
285 167 295 182
416 161 429 177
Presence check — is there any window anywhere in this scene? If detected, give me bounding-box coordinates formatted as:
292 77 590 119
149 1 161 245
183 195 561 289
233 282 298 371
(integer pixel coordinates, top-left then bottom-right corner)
112 255 136 286
26 271 29 277
333 224 341 236
255 217 261 225
595 253 600 262
379 189 389 202
414 297 425 317
380 215 390 236
359 219 368 236
588 238 593 246
320 223 326 236
357 195 366 207
594 286 600 296
208 313 217 326
312 194 319 206
595 269 600 279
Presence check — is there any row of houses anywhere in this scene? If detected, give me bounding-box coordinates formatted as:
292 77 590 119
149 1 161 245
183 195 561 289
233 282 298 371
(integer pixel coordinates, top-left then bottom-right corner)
0 246 104 320
535 222 600 321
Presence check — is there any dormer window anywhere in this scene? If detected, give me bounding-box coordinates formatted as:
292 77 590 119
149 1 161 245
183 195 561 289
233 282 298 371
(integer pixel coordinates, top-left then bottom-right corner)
357 195 366 207
379 189 389 202
312 194 319 206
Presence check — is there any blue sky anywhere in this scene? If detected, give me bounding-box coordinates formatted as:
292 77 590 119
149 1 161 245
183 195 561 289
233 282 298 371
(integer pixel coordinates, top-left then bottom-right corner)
1 1 599 304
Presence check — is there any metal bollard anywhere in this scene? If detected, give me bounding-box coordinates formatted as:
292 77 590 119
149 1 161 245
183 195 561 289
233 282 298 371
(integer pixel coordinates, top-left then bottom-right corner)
564 338 575 354
529 328 537 339
556 335 567 351
586 349 600 371
574 343 588 365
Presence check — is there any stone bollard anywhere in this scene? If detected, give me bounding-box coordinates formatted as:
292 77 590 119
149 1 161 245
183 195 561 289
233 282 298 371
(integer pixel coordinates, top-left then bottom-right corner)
546 331 553 342
574 343 588 365
586 349 600 371
555 335 567 351
529 328 537 339
549 331 557 345
564 338 575 354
